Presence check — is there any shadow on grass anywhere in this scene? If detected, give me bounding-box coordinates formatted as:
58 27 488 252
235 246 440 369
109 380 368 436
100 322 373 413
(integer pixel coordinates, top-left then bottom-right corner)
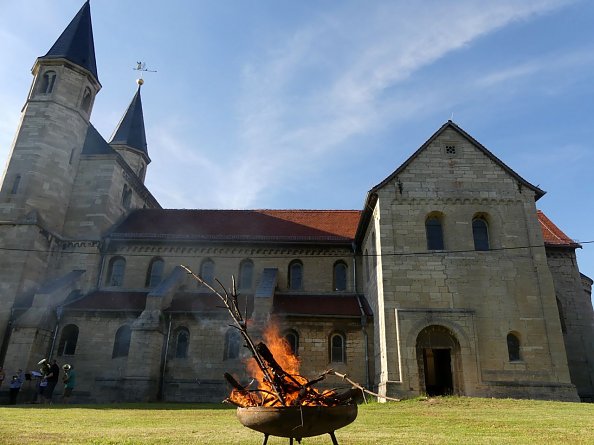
3 402 237 410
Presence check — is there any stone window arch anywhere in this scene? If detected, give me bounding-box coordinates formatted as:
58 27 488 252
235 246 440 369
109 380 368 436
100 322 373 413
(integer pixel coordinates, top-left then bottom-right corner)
507 332 521 362
175 327 190 359
239 259 254 290
200 258 215 286
121 185 132 209
426 213 445 250
106 256 126 287
333 261 348 291
288 260 303 290
39 70 57 94
10 174 21 195
112 325 131 358
329 332 346 363
224 329 240 360
284 329 299 356
81 87 93 112
472 215 490 251
145 257 165 288
57 324 79 356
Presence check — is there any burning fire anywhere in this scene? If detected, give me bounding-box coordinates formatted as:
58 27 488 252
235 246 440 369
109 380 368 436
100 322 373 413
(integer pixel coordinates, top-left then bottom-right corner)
179 266 375 409
227 324 339 407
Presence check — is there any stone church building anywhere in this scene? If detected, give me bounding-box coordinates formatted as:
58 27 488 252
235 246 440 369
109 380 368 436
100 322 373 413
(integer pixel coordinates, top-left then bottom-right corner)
0 3 592 403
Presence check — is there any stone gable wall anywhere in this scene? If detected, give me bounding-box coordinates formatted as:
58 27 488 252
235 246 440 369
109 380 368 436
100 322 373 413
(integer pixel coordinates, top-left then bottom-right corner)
362 127 578 400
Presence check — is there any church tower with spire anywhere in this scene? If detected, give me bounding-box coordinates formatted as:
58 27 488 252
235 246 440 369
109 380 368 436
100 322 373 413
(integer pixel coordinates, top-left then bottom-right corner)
0 1 100 234
0 2 159 372
109 80 151 182
0 2 100 363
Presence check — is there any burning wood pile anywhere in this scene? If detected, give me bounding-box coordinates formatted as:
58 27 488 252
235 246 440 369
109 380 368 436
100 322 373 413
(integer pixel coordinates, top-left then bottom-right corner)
224 325 358 408
181 265 364 408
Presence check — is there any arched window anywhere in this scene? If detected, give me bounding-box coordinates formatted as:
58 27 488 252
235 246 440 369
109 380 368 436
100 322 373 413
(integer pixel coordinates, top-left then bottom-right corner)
145 257 165 288
288 260 303 290
138 165 145 181
239 259 254 290
224 329 240 360
106 257 126 287
175 327 190 359
57 324 79 356
333 261 348 291
112 325 132 358
330 332 346 363
507 333 521 362
40 70 56 94
426 215 444 250
284 330 299 356
472 217 490 251
81 87 92 112
121 185 132 209
200 259 215 286
10 175 21 195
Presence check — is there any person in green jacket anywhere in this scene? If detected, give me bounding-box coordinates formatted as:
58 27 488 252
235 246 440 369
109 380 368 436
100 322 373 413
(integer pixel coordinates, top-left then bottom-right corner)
62 364 76 404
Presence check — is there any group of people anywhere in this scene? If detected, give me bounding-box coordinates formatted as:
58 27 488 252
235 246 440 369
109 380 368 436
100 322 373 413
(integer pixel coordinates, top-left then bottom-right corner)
0 359 76 405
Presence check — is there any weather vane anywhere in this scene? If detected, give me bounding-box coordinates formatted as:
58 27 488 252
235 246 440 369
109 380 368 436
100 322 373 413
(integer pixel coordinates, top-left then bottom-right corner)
132 61 157 85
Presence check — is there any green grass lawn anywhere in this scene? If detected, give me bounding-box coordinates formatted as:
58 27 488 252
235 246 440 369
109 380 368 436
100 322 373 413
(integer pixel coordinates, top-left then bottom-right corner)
1 397 593 444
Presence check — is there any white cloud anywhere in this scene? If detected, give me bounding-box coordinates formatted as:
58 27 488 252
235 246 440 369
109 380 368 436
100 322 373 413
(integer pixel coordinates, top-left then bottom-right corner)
222 0 574 208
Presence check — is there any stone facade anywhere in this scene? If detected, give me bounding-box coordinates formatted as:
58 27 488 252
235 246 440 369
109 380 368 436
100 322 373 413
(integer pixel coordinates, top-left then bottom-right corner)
0 3 592 405
358 127 580 401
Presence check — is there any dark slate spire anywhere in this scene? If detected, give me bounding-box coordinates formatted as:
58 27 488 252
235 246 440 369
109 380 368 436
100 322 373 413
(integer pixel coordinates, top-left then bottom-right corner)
39 1 98 82
109 85 149 158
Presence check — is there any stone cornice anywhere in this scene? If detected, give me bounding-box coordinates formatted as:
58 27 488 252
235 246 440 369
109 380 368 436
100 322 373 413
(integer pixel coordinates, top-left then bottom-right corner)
106 244 351 257
385 196 525 206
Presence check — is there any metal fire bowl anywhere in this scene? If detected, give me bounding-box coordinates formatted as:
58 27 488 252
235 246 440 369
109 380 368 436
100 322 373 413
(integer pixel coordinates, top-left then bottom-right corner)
237 404 358 438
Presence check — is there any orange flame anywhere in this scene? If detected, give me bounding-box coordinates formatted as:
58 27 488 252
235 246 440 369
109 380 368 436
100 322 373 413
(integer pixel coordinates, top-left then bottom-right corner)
228 323 337 407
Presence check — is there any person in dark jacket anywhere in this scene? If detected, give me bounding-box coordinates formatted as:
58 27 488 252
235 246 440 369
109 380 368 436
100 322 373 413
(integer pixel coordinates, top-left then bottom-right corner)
8 369 24 405
44 360 60 404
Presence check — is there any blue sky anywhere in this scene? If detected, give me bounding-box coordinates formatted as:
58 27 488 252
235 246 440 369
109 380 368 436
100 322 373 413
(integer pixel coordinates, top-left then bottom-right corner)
0 0 593 288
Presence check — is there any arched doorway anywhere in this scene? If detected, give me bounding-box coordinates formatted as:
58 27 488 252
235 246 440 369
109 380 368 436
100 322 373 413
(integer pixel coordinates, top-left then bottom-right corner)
416 325 461 396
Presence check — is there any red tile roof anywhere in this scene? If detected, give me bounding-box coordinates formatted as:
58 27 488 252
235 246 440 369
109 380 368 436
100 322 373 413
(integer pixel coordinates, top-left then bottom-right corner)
64 290 253 314
537 210 580 248
273 294 372 317
112 209 573 252
111 209 361 242
65 291 148 311
167 292 253 315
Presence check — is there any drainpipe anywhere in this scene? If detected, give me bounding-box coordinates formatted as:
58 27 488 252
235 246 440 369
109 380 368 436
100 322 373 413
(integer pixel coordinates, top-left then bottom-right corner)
353 242 371 390
48 306 63 359
355 294 371 390
0 307 16 365
96 239 109 289
158 314 172 401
